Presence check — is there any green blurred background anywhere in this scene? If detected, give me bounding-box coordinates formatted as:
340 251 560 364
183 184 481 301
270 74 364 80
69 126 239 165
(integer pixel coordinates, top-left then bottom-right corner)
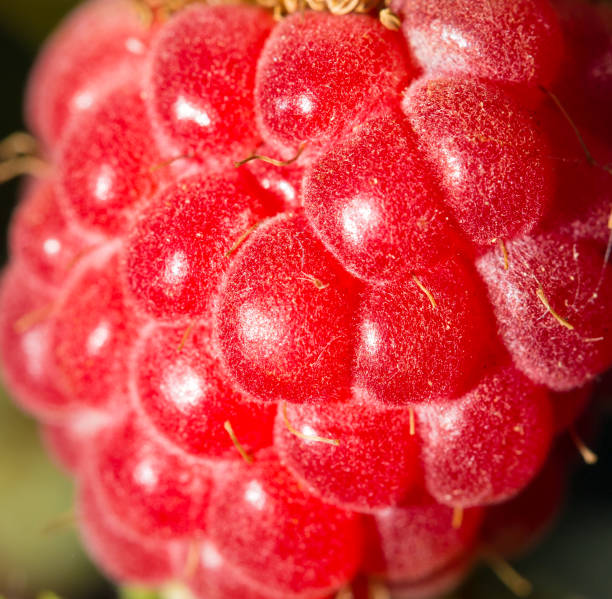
0 2 610 598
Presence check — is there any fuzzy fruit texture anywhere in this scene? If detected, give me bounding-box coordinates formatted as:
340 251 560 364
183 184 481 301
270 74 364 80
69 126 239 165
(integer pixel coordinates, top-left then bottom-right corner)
2 0 611 597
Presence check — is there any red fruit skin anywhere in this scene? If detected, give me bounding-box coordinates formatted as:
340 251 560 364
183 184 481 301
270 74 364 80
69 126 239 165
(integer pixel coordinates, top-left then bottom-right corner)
0 267 75 420
477 233 612 391
132 321 275 458
390 555 475 599
90 415 213 540
41 410 112 475
535 104 612 249
403 77 554 246
274 400 419 512
10 179 92 290
146 4 274 169
481 449 566 559
551 384 593 434
255 12 415 156
187 540 333 599
553 0 612 141
57 84 165 235
303 113 459 282
78 475 179 585
207 451 363 596
25 0 149 148
546 151 612 250
124 171 274 321
362 493 483 583
393 0 563 87
354 255 495 405
215 213 359 404
417 365 554 507
50 247 142 411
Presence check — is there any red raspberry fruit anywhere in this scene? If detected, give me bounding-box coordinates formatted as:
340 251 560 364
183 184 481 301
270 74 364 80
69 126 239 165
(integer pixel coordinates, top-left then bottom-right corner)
2 0 610 597
362 492 483 583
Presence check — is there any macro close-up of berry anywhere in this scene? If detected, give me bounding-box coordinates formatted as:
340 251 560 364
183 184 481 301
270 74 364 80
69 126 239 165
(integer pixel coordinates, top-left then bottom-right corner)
0 0 612 597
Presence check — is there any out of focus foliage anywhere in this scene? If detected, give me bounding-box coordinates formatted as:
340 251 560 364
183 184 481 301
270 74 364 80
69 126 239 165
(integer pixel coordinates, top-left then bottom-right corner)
0 1 79 48
0 391 107 598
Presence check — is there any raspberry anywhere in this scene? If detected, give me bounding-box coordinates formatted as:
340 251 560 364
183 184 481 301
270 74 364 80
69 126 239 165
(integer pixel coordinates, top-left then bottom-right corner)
536 103 612 249
89 415 213 540
215 213 359 404
481 449 567 560
133 320 276 458
9 179 91 289
389 557 475 599
25 0 150 148
254 11 414 156
207 450 363 597
78 473 179 585
354 255 496 405
476 233 612 391
0 267 74 419
58 85 166 235
186 539 335 599
392 0 564 86
2 0 611 597
42 410 111 474
402 77 554 246
49 248 142 410
553 0 612 141
551 384 593 434
146 4 274 169
362 492 483 583
416 364 554 507
303 113 458 281
274 400 419 511
124 171 275 320
244 142 305 212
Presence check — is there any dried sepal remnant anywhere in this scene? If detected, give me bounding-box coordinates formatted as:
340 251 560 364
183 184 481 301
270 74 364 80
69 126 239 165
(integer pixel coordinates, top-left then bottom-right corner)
224 420 255 463
13 303 53 334
133 0 202 23
483 553 533 598
543 86 612 178
176 322 194 352
225 222 261 258
0 156 50 184
335 586 354 599
536 285 575 331
0 131 49 184
412 275 437 309
568 427 598 465
257 0 378 16
408 407 415 436
281 402 341 447
234 142 306 168
181 539 201 579
137 0 200 8
368 580 391 599
498 239 509 270
452 506 464 530
300 272 330 290
256 0 400 30
0 131 39 159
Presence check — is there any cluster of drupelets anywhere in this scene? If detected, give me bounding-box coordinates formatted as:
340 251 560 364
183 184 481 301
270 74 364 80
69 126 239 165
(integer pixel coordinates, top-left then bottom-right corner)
1 0 611 597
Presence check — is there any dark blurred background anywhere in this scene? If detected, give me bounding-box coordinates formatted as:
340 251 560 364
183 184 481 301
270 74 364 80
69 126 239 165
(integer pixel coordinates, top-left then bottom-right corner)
0 2 610 598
